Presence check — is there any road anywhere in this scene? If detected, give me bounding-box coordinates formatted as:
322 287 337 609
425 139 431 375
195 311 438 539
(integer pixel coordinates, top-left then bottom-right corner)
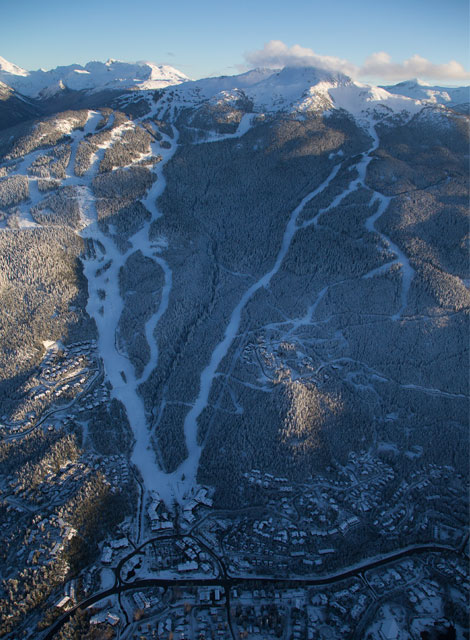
41 540 463 639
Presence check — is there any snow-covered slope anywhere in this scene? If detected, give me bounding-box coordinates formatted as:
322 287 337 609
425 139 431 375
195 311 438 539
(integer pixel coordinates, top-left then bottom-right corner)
0 56 28 77
381 79 469 107
328 82 424 118
159 65 427 122
245 66 351 112
0 57 190 98
1 54 460 122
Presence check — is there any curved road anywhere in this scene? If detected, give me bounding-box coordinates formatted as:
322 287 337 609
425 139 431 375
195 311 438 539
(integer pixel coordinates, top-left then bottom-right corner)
41 541 462 639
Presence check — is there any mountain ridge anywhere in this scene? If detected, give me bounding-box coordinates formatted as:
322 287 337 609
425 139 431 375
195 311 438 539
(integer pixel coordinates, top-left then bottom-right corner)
380 78 469 107
0 57 190 98
0 54 468 107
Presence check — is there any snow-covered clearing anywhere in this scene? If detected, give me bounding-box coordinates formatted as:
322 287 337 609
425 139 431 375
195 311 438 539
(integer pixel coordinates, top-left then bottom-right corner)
177 112 257 145
364 191 414 320
198 113 256 144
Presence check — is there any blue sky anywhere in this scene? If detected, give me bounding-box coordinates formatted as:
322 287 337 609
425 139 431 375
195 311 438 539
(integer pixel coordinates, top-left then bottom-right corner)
1 0 468 83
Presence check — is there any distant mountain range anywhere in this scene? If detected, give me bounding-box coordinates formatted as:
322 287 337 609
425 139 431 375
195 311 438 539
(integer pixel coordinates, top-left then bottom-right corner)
0 56 467 122
0 56 189 97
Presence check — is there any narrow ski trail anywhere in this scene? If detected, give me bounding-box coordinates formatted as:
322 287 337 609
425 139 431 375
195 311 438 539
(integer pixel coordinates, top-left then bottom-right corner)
363 127 415 320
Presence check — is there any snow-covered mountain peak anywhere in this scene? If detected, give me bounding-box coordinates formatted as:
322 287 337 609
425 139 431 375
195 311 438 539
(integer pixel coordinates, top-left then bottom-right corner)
0 57 190 98
394 78 431 88
270 64 352 87
163 64 354 115
231 67 279 86
141 62 191 89
0 54 465 128
0 56 28 77
162 64 428 123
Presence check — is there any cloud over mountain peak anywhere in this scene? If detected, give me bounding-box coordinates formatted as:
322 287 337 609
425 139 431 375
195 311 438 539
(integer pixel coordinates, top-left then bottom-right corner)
244 40 470 83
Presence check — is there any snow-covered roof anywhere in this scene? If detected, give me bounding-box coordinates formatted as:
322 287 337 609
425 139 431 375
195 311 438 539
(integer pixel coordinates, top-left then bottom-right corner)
381 617 400 640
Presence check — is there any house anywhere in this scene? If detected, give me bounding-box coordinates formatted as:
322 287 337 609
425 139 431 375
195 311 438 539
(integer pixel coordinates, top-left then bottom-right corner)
177 560 198 572
101 547 112 564
55 596 72 609
111 537 129 549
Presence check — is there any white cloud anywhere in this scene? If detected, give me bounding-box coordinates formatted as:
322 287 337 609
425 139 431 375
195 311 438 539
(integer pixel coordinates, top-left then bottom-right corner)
244 41 470 83
244 40 357 77
361 51 470 82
